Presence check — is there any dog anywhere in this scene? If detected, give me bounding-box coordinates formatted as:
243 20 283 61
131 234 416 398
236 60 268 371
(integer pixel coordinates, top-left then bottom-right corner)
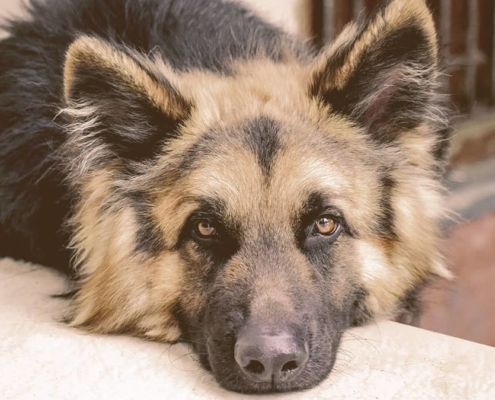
0 0 451 393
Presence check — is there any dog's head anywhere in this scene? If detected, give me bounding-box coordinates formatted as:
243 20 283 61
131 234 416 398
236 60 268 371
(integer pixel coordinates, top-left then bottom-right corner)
62 0 451 393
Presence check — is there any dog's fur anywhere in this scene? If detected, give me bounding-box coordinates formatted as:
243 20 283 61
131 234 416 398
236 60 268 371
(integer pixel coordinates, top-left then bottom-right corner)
0 0 451 393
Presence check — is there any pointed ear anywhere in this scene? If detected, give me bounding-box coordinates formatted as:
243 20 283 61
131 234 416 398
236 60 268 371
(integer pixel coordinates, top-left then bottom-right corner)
63 36 191 162
309 0 447 153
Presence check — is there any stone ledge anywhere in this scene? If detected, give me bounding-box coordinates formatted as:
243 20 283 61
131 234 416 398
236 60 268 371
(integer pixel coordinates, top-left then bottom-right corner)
1 258 494 399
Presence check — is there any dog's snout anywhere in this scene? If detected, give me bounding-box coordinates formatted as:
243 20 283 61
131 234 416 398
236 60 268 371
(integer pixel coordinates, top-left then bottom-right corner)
234 328 309 383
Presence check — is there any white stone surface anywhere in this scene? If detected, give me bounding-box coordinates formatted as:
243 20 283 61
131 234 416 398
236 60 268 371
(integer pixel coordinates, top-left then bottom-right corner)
1 258 494 399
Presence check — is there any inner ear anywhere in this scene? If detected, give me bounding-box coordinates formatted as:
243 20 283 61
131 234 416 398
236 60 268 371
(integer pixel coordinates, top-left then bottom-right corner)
309 0 444 146
63 36 191 161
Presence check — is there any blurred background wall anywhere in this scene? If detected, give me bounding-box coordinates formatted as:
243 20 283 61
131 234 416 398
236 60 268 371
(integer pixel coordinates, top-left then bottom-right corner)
0 0 494 347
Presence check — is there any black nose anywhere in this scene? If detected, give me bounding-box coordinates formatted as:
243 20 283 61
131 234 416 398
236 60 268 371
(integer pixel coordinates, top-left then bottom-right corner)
234 329 309 383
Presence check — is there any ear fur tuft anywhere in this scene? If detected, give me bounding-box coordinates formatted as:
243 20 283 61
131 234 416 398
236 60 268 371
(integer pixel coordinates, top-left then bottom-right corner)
309 0 448 151
63 36 191 162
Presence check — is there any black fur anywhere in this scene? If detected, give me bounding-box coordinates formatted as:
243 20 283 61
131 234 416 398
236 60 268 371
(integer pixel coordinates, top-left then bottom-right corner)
173 130 219 179
294 192 356 248
310 11 442 148
189 233 353 393
242 116 281 176
0 0 302 272
67 56 191 162
178 197 241 283
128 191 165 256
377 172 399 241
294 191 328 249
172 116 282 180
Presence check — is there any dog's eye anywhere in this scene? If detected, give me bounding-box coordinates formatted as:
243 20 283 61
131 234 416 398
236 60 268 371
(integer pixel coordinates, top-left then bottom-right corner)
195 221 217 238
314 216 338 236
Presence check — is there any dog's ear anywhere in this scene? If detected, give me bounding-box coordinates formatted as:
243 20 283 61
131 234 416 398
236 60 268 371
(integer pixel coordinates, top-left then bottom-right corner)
63 36 191 162
309 0 448 157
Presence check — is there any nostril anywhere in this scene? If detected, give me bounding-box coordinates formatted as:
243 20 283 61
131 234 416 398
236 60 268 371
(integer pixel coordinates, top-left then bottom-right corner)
234 328 309 383
281 360 298 372
245 360 265 374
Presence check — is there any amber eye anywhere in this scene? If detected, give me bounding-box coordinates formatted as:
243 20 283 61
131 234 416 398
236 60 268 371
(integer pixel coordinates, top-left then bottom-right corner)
315 216 338 235
196 221 216 238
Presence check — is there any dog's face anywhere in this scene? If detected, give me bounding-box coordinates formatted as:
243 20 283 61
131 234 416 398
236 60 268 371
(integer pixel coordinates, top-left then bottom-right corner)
61 0 451 393
163 114 376 391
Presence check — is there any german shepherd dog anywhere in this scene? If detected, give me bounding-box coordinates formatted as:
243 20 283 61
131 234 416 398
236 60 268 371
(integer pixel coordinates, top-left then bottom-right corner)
0 0 451 393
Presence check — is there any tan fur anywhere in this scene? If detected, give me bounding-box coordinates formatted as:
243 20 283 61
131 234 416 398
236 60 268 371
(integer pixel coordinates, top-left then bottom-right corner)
64 36 190 120
62 0 450 340
70 202 183 341
311 0 438 92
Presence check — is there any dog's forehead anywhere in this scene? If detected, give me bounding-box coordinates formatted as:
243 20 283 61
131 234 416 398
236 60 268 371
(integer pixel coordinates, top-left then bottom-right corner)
182 116 381 227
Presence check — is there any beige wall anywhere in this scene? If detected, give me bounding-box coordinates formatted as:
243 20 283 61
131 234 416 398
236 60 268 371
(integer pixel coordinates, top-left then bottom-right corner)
0 0 24 19
243 0 311 37
0 0 23 38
